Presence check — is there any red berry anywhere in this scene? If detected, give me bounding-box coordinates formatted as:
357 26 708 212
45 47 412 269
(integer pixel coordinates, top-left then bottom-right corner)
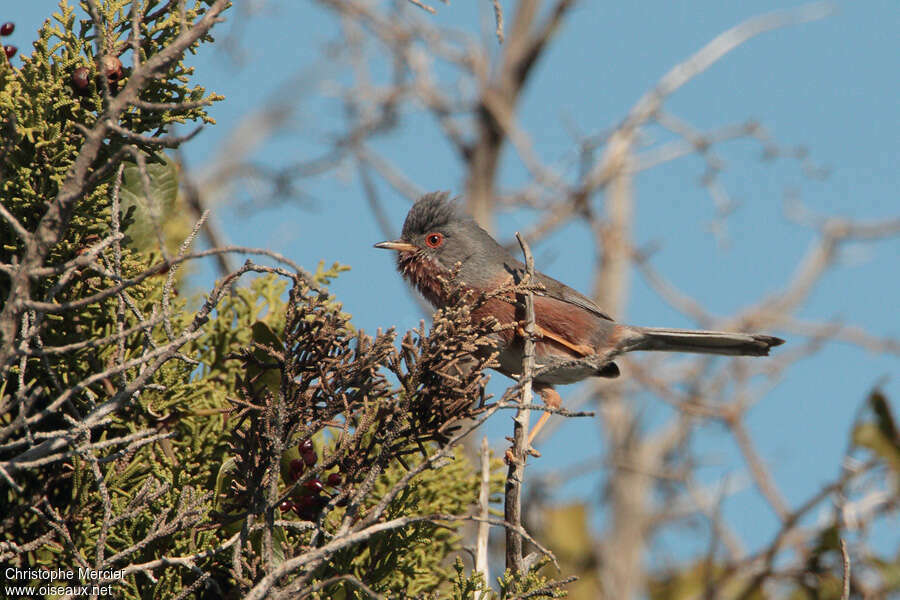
299 439 313 453
326 473 342 486
72 67 90 91
279 500 293 512
289 459 304 481
3 45 16 60
303 479 325 494
301 450 317 467
0 22 13 36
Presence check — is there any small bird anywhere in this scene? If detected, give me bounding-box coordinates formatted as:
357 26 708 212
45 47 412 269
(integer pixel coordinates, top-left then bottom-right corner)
375 192 783 449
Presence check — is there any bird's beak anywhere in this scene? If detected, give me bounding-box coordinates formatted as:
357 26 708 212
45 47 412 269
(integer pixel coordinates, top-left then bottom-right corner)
374 240 418 252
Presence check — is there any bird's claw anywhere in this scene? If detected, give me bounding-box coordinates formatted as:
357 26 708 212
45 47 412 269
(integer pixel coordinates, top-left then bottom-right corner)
503 440 541 465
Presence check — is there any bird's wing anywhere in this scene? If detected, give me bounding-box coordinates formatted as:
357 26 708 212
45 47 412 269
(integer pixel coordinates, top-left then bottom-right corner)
501 259 616 322
533 323 595 356
532 271 615 322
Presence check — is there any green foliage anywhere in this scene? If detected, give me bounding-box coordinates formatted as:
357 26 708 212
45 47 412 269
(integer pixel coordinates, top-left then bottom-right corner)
3 7 516 597
449 557 491 599
0 0 220 257
119 154 182 252
321 447 490 597
852 389 900 477
211 268 510 595
3 3 897 599
497 562 570 599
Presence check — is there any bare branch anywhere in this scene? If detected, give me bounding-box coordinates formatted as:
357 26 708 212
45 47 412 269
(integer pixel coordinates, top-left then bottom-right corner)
504 231 538 573
476 435 491 594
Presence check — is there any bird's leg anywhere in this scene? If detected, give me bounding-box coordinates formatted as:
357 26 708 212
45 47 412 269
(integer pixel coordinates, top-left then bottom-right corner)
505 384 562 463
528 384 561 449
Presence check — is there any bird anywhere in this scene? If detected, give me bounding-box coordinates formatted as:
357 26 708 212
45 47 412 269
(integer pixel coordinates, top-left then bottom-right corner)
375 192 784 451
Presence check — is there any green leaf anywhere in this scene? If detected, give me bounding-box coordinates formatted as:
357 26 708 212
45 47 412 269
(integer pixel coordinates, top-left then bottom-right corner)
872 555 900 592
248 321 283 394
853 390 900 473
120 153 179 215
248 525 289 567
214 456 238 510
252 320 283 349
214 457 245 536
118 153 180 248
869 389 899 445
853 423 900 473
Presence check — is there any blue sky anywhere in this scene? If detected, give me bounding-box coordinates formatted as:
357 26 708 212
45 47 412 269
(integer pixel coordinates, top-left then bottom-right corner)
11 0 898 565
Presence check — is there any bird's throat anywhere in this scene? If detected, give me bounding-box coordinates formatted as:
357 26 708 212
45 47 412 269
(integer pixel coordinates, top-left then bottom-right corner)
396 251 453 308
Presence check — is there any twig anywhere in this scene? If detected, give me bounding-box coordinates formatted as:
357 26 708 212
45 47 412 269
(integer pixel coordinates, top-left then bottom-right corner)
0 0 231 369
727 413 790 522
476 436 491 595
244 512 556 600
297 574 385 600
504 231 537 573
0 201 31 241
840 538 850 600
491 0 504 43
406 0 436 15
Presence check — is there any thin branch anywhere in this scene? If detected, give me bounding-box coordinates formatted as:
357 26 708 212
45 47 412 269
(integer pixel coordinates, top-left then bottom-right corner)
504 231 537 574
122 532 241 576
491 0 504 44
406 0 436 15
244 513 556 600
476 435 491 594
0 0 231 369
0 201 31 241
840 538 851 600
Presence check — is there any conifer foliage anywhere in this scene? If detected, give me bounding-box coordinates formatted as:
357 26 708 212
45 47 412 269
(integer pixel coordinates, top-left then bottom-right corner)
0 2 560 598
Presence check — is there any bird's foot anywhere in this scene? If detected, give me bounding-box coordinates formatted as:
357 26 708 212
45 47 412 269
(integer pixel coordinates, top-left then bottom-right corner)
504 438 541 465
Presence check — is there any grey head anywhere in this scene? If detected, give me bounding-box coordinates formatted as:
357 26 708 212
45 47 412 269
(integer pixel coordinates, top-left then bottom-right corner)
396 192 516 285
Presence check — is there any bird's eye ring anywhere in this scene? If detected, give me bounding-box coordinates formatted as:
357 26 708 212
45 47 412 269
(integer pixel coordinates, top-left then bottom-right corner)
425 232 444 248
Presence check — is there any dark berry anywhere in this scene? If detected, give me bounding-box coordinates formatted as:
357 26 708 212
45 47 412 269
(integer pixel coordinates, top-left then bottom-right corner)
3 45 16 60
279 500 293 513
296 494 317 507
299 439 313 453
99 55 122 82
72 67 90 91
301 450 317 467
326 473 342 486
297 508 318 521
0 22 13 36
303 478 325 494
294 494 320 520
289 459 304 481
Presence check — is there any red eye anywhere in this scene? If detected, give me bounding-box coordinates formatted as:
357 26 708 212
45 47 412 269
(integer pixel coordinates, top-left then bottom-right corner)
425 232 444 248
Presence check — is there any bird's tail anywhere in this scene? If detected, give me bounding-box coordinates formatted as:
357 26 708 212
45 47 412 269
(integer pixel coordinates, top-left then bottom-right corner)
619 326 784 357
